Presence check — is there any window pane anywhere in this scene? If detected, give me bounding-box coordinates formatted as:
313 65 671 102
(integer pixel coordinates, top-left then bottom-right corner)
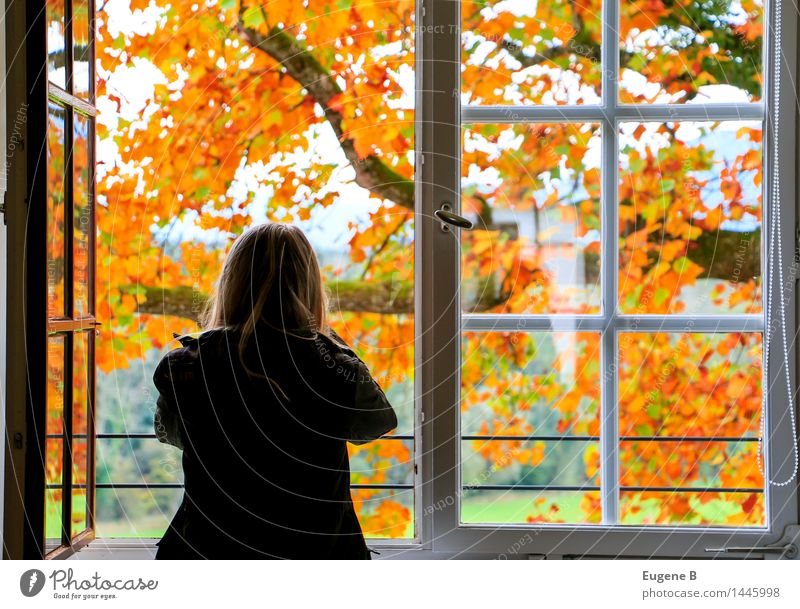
619 121 762 315
619 332 764 526
47 102 67 318
620 1 763 104
618 332 762 438
72 0 91 98
73 113 92 317
462 332 601 525
462 332 601 437
71 332 92 537
47 0 67 88
46 336 66 551
462 123 601 314
462 439 600 487
96 488 182 538
462 489 602 525
620 440 762 490
462 0 602 105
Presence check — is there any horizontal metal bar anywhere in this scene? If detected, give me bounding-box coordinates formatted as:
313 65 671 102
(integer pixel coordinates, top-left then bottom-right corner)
461 435 759 443
93 433 415 441
463 485 762 493
614 315 764 332
462 103 764 124
80 483 414 491
462 314 763 333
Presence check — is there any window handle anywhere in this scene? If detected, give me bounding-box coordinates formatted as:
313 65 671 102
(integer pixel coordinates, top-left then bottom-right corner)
435 203 473 231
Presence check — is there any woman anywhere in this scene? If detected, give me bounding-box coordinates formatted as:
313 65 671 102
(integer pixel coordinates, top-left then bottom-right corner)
152 223 397 559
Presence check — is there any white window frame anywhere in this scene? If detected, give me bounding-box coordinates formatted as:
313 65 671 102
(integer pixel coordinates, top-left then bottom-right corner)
416 0 800 557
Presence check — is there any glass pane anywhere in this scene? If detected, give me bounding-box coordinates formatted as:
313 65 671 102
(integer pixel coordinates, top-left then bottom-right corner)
462 0 603 105
619 121 762 315
462 331 600 525
620 440 763 490
47 0 66 88
71 332 91 537
72 0 91 98
96 488 183 538
96 438 184 485
618 332 763 438
462 332 601 437
47 102 67 318
462 489 602 525
619 1 763 104
462 439 600 487
462 123 601 314
618 332 764 526
351 488 414 538
620 490 765 526
45 336 66 551
73 113 92 317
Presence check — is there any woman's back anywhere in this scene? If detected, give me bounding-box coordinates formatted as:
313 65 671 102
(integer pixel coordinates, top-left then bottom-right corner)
152 325 397 559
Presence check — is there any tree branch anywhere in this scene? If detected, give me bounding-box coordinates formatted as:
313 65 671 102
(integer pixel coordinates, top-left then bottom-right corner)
236 16 414 210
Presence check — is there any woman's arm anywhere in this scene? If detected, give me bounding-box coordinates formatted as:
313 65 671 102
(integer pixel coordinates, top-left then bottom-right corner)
152 342 198 450
313 330 398 445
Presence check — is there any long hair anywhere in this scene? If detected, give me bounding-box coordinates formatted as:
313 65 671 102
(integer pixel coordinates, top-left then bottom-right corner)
201 223 330 390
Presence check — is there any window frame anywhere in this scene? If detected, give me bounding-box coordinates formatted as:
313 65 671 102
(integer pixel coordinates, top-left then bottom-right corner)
420 0 800 556
2 0 98 560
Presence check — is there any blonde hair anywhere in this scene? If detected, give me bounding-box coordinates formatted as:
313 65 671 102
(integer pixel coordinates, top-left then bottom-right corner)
201 223 330 388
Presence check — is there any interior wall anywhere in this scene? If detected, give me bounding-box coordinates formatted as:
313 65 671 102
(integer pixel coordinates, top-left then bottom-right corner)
0 0 8 559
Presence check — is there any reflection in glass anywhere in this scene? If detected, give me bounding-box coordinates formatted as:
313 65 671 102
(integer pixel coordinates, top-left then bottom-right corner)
47 102 67 318
618 122 762 315
462 123 601 314
462 0 602 105
73 113 92 316
47 0 66 88
46 336 66 551
619 1 762 104
72 0 92 98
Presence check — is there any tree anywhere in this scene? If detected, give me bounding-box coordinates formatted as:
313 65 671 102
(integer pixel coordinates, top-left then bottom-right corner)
93 0 766 534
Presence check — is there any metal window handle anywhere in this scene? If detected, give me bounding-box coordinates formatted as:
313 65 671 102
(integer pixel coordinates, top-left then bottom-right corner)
435 203 474 231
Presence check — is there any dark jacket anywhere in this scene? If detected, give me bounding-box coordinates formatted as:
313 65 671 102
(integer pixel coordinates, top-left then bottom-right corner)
151 325 397 559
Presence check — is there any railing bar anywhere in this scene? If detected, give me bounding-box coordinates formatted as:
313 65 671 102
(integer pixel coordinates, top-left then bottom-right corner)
462 485 763 493
460 435 760 442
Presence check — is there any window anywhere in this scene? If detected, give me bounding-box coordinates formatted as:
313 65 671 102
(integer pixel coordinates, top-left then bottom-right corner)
91 0 417 543
43 0 98 557
4 0 797 559
421 0 799 555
